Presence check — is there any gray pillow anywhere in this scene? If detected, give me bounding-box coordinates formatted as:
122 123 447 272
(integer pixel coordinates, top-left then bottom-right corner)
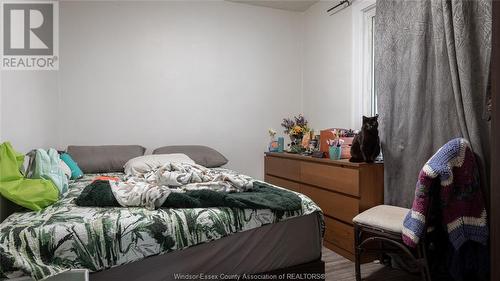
152 145 228 168
67 145 146 173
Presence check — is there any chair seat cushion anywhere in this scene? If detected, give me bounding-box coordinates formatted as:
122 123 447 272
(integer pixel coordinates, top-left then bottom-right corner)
353 205 410 233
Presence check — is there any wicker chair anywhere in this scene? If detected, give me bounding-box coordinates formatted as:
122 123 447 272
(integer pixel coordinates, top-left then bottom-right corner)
352 205 432 281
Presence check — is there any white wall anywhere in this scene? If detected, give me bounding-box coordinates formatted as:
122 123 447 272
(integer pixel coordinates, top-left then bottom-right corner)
0 71 59 153
302 0 353 130
57 1 303 179
0 0 358 179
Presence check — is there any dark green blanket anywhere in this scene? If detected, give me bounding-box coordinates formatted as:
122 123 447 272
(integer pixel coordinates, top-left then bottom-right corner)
75 180 302 211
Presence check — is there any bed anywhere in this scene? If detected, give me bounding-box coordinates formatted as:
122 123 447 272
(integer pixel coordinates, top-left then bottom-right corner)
0 170 324 281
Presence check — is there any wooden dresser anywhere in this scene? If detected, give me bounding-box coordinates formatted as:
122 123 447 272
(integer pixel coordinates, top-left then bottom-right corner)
264 152 384 261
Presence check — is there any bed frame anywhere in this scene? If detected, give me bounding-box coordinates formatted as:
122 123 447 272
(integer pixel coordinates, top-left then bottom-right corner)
8 259 325 281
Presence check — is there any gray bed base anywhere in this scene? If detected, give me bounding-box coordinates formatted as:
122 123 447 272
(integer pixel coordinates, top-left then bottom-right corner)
6 212 324 281
91 212 323 281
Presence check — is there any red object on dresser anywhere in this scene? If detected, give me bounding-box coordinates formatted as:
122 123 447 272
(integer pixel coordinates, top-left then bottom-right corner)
319 129 354 159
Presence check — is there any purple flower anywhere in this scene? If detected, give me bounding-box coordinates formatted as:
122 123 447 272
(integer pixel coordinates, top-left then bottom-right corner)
281 118 295 134
281 114 308 135
294 114 307 127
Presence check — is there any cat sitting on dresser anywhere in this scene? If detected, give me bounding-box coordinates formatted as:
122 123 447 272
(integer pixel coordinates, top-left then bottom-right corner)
350 115 381 163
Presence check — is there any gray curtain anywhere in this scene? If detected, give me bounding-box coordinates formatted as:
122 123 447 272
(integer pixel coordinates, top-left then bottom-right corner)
375 0 492 207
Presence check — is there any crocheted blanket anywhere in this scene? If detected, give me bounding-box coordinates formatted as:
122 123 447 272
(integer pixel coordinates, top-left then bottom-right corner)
402 138 488 250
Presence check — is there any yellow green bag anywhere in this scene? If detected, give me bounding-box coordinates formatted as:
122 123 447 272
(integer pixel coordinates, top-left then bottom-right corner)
0 142 58 211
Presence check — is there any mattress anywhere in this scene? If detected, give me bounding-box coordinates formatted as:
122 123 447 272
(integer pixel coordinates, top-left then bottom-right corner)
0 172 323 281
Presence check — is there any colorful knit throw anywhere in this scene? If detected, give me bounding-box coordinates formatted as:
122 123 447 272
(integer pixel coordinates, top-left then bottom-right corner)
402 138 488 250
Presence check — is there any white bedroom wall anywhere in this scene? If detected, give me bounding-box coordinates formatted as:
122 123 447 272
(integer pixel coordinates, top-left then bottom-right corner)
58 1 303 179
0 72 59 153
302 0 354 130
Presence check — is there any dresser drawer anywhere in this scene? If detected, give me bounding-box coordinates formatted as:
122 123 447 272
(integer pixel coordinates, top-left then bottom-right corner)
265 156 300 181
264 175 301 193
300 162 360 197
324 216 354 253
301 184 359 223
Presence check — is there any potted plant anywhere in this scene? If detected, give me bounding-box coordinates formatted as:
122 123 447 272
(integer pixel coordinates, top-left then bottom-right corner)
281 114 309 153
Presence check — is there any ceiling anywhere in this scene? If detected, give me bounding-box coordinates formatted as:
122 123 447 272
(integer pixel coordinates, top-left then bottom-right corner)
227 0 319 12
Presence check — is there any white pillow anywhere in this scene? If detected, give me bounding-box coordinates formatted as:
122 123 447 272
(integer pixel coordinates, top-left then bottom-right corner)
124 154 195 175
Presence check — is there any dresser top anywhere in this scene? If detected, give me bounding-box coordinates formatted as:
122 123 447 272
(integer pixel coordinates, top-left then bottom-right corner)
264 152 383 168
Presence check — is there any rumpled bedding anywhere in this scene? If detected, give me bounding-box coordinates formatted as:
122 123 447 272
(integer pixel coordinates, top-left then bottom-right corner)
76 179 302 211
0 171 322 281
109 162 254 210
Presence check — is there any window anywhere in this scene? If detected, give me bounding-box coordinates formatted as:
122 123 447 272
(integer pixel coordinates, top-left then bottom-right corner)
352 0 377 128
365 6 376 116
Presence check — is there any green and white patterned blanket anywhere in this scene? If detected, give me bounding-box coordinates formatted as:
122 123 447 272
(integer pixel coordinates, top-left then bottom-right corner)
0 171 322 281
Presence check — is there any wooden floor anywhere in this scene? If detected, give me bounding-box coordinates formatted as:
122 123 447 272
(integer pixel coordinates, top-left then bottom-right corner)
322 247 421 281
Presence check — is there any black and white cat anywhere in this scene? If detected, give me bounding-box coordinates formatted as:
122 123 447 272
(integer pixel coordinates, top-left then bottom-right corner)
350 115 380 163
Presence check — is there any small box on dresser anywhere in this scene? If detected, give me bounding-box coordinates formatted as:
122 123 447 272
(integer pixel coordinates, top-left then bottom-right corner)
264 152 384 261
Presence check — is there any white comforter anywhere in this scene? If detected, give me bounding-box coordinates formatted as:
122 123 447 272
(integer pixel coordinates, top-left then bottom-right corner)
110 162 254 210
